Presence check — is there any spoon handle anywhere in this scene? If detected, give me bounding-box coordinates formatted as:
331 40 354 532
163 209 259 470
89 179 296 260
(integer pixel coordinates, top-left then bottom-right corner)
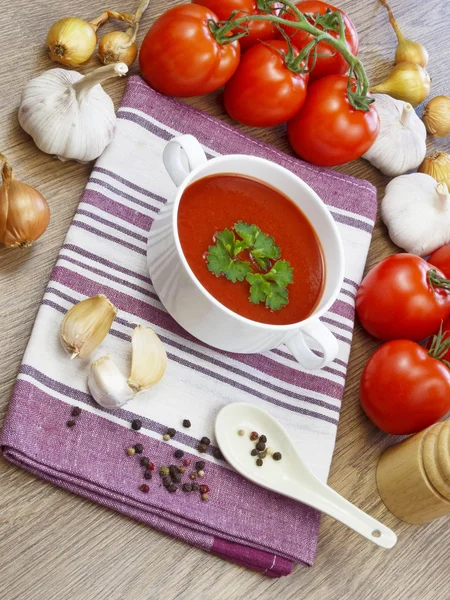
294 480 397 548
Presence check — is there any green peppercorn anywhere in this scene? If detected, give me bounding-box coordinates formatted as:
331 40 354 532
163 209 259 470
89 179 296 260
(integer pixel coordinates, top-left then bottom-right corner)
237 429 245 436
159 466 170 476
162 434 170 441
258 451 267 459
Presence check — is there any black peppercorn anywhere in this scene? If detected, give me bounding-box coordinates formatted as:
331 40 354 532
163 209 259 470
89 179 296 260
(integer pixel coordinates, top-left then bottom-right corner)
195 461 206 471
259 434 267 444
256 441 266 451
144 470 153 480
71 407 82 417
167 428 176 438
140 457 150 467
213 448 223 460
182 483 192 492
251 449 258 456
256 458 263 466
169 465 178 475
66 420 76 428
171 472 182 484
191 482 200 491
182 419 191 428
162 476 172 487
200 436 210 446
273 452 282 461
131 419 142 431
168 483 178 493
198 443 207 453
134 443 144 454
174 449 184 459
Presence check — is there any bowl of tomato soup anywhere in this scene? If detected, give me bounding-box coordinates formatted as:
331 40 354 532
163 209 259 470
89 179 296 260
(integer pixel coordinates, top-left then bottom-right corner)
147 135 344 370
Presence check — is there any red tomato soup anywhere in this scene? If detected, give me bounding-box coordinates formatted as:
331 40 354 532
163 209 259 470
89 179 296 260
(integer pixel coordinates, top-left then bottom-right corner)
177 174 324 326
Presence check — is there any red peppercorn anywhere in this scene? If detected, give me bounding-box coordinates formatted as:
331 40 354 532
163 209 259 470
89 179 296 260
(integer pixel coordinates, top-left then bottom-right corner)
183 458 191 467
139 484 150 493
148 462 155 471
250 431 258 441
199 484 209 494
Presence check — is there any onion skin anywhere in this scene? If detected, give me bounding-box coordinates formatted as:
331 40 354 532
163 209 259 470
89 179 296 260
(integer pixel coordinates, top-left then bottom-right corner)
418 152 450 190
98 31 138 67
47 17 97 66
423 96 450 138
370 63 431 107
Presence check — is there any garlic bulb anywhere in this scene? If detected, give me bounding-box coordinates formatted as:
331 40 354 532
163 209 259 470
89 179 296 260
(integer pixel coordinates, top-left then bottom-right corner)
423 97 450 137
88 355 135 409
370 63 431 107
60 295 117 359
18 63 128 163
419 152 450 189
381 173 450 256
362 94 426 176
127 325 167 392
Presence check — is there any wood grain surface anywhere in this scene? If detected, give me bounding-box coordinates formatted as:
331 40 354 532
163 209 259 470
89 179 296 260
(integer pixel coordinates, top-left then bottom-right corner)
1 1 449 599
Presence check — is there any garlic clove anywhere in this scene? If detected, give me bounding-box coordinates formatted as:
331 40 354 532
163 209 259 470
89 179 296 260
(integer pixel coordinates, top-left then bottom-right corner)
88 355 135 409
127 325 167 392
418 152 450 189
423 96 450 138
60 294 117 359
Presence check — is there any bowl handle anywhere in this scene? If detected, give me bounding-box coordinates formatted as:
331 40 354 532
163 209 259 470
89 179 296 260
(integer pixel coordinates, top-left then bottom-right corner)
285 320 339 370
163 135 208 187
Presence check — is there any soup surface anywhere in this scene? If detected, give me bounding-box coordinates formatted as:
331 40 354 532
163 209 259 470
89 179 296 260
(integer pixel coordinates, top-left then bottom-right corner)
177 174 324 326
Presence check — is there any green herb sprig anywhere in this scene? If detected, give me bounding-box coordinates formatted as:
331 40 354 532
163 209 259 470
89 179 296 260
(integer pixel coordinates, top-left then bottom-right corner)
206 222 293 311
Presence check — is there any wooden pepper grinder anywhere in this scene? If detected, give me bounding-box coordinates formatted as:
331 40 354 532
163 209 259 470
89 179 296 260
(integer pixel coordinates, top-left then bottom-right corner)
376 419 450 525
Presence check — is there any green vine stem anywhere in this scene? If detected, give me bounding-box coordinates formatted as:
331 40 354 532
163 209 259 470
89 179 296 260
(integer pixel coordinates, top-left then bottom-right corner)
428 269 450 292
428 322 450 368
210 0 371 111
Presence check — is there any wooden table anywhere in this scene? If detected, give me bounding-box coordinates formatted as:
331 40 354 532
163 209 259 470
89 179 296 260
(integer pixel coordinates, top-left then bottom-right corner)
1 1 449 598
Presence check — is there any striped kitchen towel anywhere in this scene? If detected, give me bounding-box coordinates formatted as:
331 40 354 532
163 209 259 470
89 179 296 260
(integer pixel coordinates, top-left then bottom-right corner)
0 75 377 577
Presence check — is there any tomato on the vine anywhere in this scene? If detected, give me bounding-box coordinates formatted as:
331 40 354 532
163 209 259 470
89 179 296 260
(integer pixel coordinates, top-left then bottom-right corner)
429 244 450 278
287 75 379 166
279 0 359 81
356 254 450 342
360 339 450 435
224 40 309 127
139 5 240 97
192 0 276 51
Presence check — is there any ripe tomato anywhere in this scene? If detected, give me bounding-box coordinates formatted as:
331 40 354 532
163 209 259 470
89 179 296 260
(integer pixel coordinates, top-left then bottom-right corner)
429 244 450 278
287 75 379 166
360 340 450 435
192 0 275 51
224 40 309 127
139 5 240 97
279 1 359 81
356 254 450 342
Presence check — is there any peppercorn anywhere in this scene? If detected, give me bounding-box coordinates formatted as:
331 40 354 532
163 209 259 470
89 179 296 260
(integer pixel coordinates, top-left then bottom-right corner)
273 452 282 461
162 434 170 441
200 436 210 446
140 457 150 467
250 431 258 441
126 447 136 457
198 443 207 453
259 434 267 444
256 458 263 466
183 458 191 467
171 472 182 484
174 449 184 459
169 465 179 474
237 429 245 436
167 428 176 438
168 484 178 493
131 419 142 431
199 484 209 494
148 462 155 471
197 470 205 478
201 493 209 501
182 483 192 492
258 451 267 459
179 466 186 474
266 447 273 456
182 419 191 428
162 476 172 487
144 470 153 480
195 461 206 471
66 420 76 428
71 407 82 417
213 448 223 460
251 449 258 456
256 441 266 451
159 466 170 476
139 484 149 493
134 443 144 454
189 472 197 480
191 482 200 491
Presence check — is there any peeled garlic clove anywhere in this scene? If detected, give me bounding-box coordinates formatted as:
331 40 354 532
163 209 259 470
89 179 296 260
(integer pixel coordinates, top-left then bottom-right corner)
60 295 117 359
370 63 431 107
422 96 450 138
127 325 167 392
418 152 450 189
88 355 135 409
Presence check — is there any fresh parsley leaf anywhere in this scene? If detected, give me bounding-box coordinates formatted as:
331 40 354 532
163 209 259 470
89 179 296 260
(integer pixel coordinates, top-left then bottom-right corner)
207 232 251 282
265 284 289 311
227 260 252 283
234 222 261 246
216 229 238 257
251 231 281 269
247 273 272 304
206 241 230 276
264 260 293 287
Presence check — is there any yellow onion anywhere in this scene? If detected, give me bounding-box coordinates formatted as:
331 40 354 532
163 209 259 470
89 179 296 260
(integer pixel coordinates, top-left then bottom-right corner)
98 31 138 67
46 17 101 66
0 154 50 248
422 96 450 138
418 152 450 189
380 0 428 68
370 63 431 107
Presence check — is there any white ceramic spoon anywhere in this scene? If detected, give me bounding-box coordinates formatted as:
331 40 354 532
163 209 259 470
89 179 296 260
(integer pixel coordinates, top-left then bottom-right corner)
215 402 397 549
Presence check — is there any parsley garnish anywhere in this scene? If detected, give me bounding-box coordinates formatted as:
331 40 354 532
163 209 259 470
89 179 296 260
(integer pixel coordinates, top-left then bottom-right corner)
206 223 293 311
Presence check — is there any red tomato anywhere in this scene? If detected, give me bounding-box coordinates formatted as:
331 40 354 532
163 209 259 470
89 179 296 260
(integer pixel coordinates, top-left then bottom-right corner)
287 75 379 166
360 340 450 435
139 5 240 97
224 40 309 127
356 254 450 342
279 1 359 81
428 244 450 278
192 0 275 51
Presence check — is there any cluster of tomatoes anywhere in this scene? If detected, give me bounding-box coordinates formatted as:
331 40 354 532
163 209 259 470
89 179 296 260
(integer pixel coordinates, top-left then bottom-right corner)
356 248 450 436
139 0 380 167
